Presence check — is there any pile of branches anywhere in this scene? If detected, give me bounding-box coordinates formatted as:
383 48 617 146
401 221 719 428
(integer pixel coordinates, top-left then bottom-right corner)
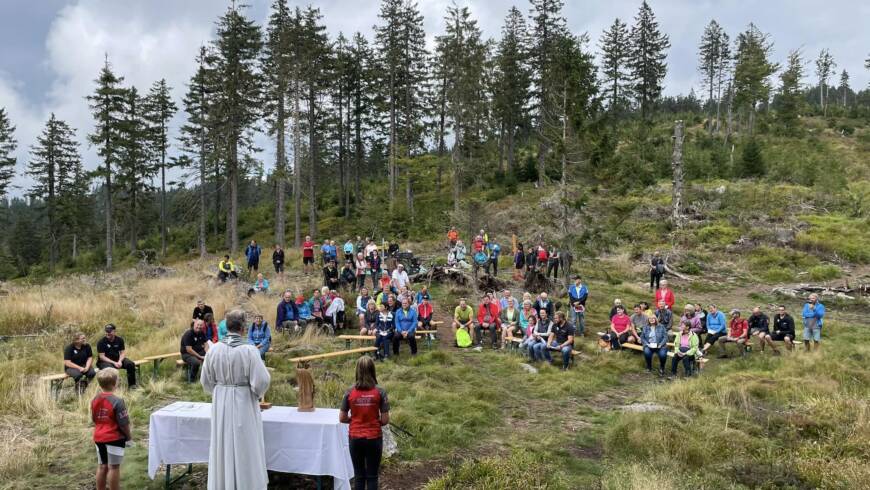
523 270 556 294
412 266 509 293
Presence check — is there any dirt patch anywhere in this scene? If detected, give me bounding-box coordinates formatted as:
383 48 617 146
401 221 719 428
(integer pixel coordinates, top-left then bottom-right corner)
568 443 604 460
380 459 447 490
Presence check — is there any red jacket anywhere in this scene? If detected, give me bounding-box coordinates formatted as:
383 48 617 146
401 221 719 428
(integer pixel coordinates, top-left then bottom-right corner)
417 302 433 320
654 288 675 309
477 303 501 326
729 318 748 338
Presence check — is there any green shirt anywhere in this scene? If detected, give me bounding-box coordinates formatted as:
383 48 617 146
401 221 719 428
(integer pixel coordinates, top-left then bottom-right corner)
454 305 474 323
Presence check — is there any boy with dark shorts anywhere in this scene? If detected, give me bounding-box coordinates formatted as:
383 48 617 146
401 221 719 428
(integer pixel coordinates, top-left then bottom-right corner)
91 368 131 490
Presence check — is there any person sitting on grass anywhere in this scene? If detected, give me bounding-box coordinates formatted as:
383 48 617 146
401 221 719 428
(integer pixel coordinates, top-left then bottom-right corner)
296 295 313 325
248 314 271 360
475 295 501 349
181 319 209 380
310 289 326 325
91 367 131 490
801 293 825 352
354 253 368 291
341 261 357 291
323 260 340 290
248 273 270 297
529 310 554 362
203 312 218 343
500 299 522 349
64 332 96 394
671 320 699 377
700 304 727 358
339 356 390 490
602 305 638 350
324 291 345 334
717 309 749 358
217 255 237 283
393 297 418 357
533 292 554 319
641 316 668 376
546 311 576 370
748 306 772 353
417 296 434 330
769 305 795 352
375 304 393 360
276 290 300 334
655 300 673 330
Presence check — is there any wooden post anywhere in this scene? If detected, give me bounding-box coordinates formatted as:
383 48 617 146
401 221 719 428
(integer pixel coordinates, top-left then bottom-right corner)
671 120 685 227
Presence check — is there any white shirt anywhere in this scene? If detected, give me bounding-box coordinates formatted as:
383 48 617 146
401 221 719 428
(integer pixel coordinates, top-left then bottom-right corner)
391 269 410 289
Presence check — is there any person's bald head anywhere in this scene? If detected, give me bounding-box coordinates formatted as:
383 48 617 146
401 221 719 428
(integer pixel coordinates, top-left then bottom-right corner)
226 310 246 333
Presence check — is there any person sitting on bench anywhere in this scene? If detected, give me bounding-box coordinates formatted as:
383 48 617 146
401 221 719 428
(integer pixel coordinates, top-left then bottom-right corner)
393 297 418 357
700 304 727 358
217 255 237 282
375 303 394 360
748 306 772 353
417 296 433 330
769 305 795 352
533 292 554 319
602 305 638 350
671 320 698 377
453 298 474 333
361 300 378 335
356 287 373 327
475 295 501 349
97 324 137 389
248 314 271 360
655 300 673 330
324 291 345 334
546 312 576 370
180 319 209 381
203 312 219 343
718 309 749 358
500 300 522 349
192 299 214 321
529 310 554 362
519 315 538 355
641 316 668 376
64 332 96 394
276 290 301 334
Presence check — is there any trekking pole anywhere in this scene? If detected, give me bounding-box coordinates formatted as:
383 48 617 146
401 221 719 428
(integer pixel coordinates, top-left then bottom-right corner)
389 422 416 439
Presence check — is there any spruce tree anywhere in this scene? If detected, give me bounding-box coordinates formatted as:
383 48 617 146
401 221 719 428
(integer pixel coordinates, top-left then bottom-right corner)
27 114 82 271
87 58 127 270
0 108 16 200
698 20 726 130
838 70 850 107
142 79 177 257
493 6 532 172
814 49 836 116
348 33 376 209
628 0 670 122
598 18 631 113
210 3 263 253
732 23 777 134
117 86 154 253
739 138 765 178
777 50 804 133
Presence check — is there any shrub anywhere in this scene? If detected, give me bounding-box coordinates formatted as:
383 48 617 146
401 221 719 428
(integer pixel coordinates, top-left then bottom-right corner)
796 214 870 263
808 264 841 281
738 138 766 178
695 223 740 247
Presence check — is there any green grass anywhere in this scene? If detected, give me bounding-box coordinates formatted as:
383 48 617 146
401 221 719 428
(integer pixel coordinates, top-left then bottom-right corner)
796 214 870 263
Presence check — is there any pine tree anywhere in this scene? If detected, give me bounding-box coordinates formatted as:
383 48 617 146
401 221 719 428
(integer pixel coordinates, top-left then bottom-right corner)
628 0 670 122
838 69 850 107
210 4 263 253
87 58 127 270
492 7 531 172
777 49 804 133
698 20 726 131
142 79 177 257
815 49 836 116
739 138 765 178
0 108 16 200
261 0 292 247
117 86 154 253
179 46 217 258
714 31 731 133
598 18 631 113
332 32 352 218
732 23 777 134
26 114 81 271
347 33 376 210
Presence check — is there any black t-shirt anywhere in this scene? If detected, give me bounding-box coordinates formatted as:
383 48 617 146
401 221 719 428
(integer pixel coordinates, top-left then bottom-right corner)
97 336 126 362
180 329 207 357
273 249 284 264
64 343 93 367
553 322 576 345
193 305 214 320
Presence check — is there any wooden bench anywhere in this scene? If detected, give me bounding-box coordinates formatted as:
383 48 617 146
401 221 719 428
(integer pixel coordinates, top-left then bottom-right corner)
337 334 427 350
41 360 148 400
289 346 377 363
618 342 708 370
141 352 182 380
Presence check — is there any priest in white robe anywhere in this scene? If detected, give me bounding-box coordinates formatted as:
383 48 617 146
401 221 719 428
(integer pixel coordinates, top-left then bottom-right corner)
201 309 271 490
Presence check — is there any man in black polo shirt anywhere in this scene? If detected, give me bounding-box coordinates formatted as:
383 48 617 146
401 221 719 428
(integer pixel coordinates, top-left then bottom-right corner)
63 332 96 393
180 319 209 381
192 300 214 321
547 311 576 371
97 324 137 388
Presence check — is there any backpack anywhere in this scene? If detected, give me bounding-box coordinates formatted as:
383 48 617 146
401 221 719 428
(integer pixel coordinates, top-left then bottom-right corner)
656 262 665 274
456 328 473 348
473 251 488 265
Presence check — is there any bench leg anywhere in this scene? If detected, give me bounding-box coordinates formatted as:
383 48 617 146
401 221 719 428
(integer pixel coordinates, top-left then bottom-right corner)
345 339 351 350
164 463 193 489
51 379 62 401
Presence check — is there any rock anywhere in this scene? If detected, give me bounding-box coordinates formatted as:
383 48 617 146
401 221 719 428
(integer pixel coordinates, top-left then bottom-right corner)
620 402 669 413
472 346 483 352
715 185 726 194
519 363 538 374
382 426 399 458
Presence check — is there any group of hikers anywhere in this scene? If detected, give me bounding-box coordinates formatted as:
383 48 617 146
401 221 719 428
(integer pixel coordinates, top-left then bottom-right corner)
446 226 569 281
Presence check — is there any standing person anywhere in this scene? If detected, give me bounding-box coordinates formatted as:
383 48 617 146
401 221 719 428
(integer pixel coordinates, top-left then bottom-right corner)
769 305 796 352
654 279 675 310
536 243 548 270
192 300 214 321
339 356 390 490
272 244 285 279
64 332 96 393
513 243 525 280
355 236 365 255
367 250 382 291
245 240 262 274
641 316 668 376
486 241 501 276
96 324 136 389
801 293 825 351
546 312 576 370
364 239 378 259
180 319 209 381
650 251 664 290
201 310 271 490
301 235 316 275
671 320 699 377
393 297 418 356
447 227 459 248
546 247 560 279
91 368 131 490
344 239 355 262
354 253 369 291
525 246 537 274
568 276 588 332
248 315 271 360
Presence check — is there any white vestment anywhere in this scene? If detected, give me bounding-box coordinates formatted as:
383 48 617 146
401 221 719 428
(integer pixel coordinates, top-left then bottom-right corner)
201 333 271 490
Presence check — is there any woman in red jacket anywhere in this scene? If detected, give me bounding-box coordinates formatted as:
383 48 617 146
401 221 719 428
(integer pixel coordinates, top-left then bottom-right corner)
339 356 390 490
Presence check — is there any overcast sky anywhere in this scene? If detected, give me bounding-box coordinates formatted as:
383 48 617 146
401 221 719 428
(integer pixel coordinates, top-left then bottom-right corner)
1 0 868 196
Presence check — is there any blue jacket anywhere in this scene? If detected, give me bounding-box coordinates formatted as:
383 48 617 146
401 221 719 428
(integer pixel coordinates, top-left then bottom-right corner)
394 307 418 335
248 321 271 347
276 299 299 324
218 319 228 340
706 311 727 333
641 324 668 348
488 243 501 259
569 284 588 303
801 302 825 327
376 312 394 336
297 301 312 319
245 244 262 262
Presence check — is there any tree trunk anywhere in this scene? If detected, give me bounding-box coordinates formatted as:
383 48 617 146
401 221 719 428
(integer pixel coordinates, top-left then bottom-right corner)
198 138 207 258
671 120 685 227
293 81 302 247
72 233 77 261
307 86 318 238
388 75 396 210
105 167 113 271
159 119 167 257
452 140 461 215
406 169 414 225
130 189 138 253
275 96 286 248
338 83 346 217
228 140 239 254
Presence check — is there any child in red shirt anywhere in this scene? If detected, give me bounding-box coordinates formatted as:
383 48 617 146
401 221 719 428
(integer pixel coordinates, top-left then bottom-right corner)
339 356 390 490
91 367 131 490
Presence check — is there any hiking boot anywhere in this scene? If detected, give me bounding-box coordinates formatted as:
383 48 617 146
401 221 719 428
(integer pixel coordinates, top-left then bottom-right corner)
658 369 665 377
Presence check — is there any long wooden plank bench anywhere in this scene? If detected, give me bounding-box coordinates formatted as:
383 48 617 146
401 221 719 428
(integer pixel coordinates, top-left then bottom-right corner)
41 359 148 400
289 346 377 363
618 342 708 369
141 352 182 380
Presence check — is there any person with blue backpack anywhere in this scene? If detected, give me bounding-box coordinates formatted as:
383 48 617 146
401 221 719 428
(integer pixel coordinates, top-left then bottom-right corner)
244 240 262 274
801 293 825 351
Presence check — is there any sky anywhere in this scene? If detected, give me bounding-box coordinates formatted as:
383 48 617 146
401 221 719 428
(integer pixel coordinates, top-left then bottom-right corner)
1 0 868 197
